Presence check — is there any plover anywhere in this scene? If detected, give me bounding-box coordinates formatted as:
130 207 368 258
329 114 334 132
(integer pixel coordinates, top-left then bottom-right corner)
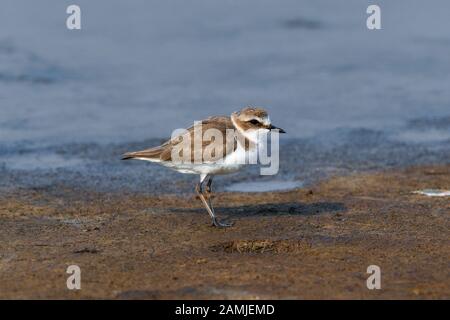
122 107 285 227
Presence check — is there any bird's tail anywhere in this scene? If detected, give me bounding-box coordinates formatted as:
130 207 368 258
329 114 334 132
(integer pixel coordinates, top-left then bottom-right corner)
121 146 164 161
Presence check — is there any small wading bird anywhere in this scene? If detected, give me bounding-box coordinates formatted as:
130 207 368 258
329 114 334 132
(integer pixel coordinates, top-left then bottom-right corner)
122 107 285 227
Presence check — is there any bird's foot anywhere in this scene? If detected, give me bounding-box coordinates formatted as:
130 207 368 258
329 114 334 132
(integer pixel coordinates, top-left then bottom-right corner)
212 218 234 228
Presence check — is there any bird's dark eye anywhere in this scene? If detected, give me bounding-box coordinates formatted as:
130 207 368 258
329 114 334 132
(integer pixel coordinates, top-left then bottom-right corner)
249 119 260 125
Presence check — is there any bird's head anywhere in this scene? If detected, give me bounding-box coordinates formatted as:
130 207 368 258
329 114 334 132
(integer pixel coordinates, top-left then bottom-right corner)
231 106 286 135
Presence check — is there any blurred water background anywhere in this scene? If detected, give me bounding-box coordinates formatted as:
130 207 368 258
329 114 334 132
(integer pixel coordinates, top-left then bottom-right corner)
1 0 449 194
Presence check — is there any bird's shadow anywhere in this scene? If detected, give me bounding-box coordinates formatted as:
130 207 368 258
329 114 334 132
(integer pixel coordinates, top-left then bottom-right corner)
167 202 346 218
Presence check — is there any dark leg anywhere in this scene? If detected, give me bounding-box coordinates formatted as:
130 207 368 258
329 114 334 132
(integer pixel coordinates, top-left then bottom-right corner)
196 175 233 228
205 176 214 209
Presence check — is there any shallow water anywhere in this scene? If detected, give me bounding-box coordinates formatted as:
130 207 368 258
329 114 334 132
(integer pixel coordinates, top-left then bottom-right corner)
225 180 303 193
0 1 449 194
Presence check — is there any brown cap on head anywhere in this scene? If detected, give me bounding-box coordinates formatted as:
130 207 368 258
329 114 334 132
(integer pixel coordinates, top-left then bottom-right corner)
236 106 268 121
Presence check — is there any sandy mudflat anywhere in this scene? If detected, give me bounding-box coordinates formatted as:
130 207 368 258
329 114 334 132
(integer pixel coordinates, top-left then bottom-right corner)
0 165 449 299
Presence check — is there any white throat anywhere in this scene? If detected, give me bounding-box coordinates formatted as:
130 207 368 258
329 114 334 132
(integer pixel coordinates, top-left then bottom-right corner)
243 129 268 145
231 116 268 145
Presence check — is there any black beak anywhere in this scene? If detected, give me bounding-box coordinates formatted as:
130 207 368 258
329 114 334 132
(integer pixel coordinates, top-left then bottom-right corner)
269 124 286 133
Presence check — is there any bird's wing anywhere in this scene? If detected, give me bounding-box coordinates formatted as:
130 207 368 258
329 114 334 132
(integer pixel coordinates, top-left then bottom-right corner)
122 116 239 163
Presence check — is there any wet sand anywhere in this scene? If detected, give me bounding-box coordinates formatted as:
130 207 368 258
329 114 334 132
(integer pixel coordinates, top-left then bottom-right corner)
0 164 448 299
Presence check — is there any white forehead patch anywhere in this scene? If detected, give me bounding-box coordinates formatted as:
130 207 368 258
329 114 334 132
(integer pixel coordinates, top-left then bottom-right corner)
262 116 271 126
